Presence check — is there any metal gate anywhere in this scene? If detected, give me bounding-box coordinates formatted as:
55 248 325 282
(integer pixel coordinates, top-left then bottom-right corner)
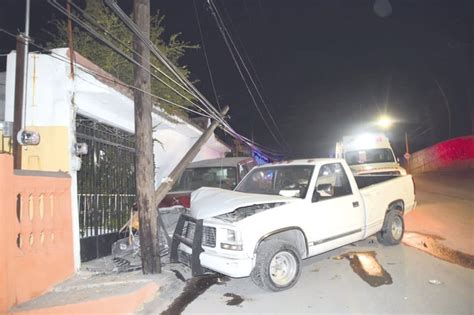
76 115 136 261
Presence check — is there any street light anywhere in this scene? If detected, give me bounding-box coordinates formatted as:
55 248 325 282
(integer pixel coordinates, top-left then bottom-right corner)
376 115 394 130
374 115 412 171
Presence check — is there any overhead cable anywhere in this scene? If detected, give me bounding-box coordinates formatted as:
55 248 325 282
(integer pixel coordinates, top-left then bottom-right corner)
193 0 221 110
48 0 214 118
0 27 210 118
102 0 285 154
104 0 224 123
66 0 201 103
207 0 285 150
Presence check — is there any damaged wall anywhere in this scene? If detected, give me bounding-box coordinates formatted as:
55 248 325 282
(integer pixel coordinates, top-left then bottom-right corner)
3 49 230 269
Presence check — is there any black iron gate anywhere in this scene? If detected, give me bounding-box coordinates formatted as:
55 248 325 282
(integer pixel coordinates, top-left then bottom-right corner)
76 115 136 261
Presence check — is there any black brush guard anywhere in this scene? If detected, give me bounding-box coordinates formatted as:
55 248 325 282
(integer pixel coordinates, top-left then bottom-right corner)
170 214 205 276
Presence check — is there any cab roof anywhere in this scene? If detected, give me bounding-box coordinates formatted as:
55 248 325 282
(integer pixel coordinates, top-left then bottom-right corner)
262 158 345 167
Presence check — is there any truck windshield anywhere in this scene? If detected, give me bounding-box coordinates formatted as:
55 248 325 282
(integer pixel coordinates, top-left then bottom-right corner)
171 167 237 191
235 165 314 199
345 148 395 165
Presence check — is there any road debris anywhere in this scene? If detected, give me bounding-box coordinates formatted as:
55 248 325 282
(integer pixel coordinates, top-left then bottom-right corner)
223 293 244 306
341 251 393 287
403 232 474 269
428 279 444 285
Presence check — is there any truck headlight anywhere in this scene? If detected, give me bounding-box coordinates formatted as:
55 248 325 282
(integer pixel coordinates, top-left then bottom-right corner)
220 243 243 251
221 228 243 251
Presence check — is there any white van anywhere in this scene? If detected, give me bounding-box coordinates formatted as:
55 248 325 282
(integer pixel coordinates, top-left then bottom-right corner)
335 133 406 175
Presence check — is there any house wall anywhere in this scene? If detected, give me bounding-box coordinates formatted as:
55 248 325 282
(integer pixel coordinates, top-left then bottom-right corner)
0 72 6 121
5 52 72 172
0 155 74 313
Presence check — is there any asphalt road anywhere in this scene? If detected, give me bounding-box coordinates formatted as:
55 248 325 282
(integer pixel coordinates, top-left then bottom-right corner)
182 240 472 314
151 170 474 315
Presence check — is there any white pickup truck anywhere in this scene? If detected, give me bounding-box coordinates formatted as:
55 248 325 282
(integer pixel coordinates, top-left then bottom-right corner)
170 158 416 291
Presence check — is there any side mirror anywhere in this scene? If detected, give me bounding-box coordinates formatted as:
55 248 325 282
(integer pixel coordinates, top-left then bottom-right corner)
312 184 334 202
317 184 334 198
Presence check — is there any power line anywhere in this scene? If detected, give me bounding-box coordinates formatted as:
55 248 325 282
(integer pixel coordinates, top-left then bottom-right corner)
209 0 283 135
103 0 284 156
104 0 223 122
208 0 287 151
48 0 213 118
0 27 210 118
1 28 280 157
207 0 281 146
1 5 284 159
218 2 292 153
218 2 292 151
66 0 202 104
193 0 221 110
55 0 278 153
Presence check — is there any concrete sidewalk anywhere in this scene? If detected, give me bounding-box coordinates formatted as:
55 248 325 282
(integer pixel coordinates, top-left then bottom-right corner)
8 257 186 315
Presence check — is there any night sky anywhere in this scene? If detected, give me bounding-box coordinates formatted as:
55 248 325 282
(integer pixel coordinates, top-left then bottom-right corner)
1 0 473 159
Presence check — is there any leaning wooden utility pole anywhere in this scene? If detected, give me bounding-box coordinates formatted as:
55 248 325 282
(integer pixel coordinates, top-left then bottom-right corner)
154 106 229 209
133 0 160 274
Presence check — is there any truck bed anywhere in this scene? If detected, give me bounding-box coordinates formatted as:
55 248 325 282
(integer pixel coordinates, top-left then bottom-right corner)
358 174 416 237
354 175 399 189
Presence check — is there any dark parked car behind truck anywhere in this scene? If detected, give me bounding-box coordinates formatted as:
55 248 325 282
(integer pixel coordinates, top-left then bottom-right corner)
159 157 256 234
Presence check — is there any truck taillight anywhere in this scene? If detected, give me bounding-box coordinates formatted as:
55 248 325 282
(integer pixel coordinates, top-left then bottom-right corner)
176 195 190 208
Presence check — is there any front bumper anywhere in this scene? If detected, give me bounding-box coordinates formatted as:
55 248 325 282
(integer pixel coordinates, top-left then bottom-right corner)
200 251 254 278
171 214 254 278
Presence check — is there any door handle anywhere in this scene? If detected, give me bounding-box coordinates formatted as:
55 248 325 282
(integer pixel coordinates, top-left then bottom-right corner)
352 201 359 207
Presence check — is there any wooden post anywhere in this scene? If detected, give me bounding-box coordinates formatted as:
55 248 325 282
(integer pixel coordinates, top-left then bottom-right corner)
66 1 75 79
13 35 26 169
404 131 411 173
133 0 160 274
154 106 229 208
405 132 409 154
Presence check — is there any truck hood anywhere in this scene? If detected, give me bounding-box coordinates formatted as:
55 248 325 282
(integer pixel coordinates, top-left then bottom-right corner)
190 187 299 220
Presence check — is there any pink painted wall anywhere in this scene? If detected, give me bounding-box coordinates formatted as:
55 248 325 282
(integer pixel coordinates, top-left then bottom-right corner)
407 136 474 174
0 155 74 313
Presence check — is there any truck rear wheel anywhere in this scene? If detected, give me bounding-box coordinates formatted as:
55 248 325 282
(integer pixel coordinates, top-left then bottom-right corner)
377 210 404 245
251 239 301 291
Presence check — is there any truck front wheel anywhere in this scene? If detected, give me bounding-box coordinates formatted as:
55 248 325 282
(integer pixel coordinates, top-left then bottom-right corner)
377 210 404 245
251 239 302 291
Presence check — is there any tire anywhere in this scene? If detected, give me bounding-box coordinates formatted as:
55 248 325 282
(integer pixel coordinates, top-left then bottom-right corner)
250 239 302 291
377 210 404 246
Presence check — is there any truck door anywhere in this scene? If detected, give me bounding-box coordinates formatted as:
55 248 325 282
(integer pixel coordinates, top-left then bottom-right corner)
306 162 364 256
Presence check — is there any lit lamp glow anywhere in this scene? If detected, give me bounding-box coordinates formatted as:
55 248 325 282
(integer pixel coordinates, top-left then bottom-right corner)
376 115 393 129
